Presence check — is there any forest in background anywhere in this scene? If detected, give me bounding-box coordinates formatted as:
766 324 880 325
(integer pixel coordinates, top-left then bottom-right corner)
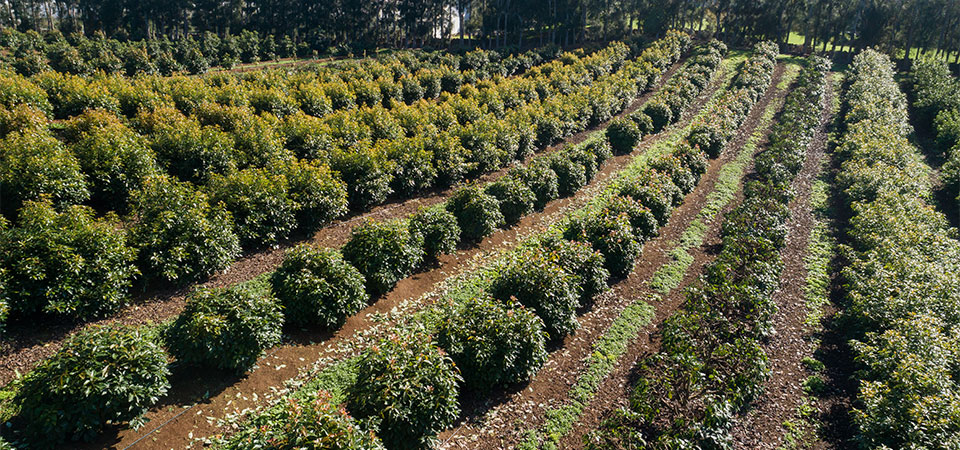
1 0 960 61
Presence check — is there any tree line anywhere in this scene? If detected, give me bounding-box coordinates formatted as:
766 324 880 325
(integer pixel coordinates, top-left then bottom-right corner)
1 0 960 60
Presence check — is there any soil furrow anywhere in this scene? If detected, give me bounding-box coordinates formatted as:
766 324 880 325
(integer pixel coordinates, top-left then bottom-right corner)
0 59 689 387
728 74 837 449
440 62 790 450
65 57 714 450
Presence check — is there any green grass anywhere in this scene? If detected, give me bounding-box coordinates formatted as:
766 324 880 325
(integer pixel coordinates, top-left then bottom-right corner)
517 300 656 450
518 60 802 450
650 64 800 294
207 50 740 448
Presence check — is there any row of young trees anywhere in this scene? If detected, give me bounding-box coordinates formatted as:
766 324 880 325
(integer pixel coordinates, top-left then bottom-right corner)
2 32 695 449
2 0 960 58
838 49 960 449
589 50 829 448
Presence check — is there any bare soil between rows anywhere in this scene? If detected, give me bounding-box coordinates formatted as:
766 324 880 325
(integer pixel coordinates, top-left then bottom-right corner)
56 60 704 450
440 63 789 450
0 60 687 387
728 74 837 449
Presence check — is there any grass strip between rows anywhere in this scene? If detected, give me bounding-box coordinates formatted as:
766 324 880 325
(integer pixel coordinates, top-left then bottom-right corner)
202 51 741 448
516 60 799 450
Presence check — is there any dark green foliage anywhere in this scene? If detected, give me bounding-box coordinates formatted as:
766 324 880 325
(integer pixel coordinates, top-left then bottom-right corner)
281 159 349 231
446 185 504 241
564 210 640 279
436 296 547 390
535 115 563 147
550 155 587 197
428 132 470 187
271 245 367 328
629 110 654 135
342 219 423 296
130 176 240 285
606 117 642 155
383 137 437 197
219 391 385 449
0 199 136 320
348 333 461 450
643 100 672 132
485 175 536 224
208 167 296 248
618 169 683 225
146 114 238 184
0 130 88 217
686 122 725 158
650 154 697 195
605 194 659 242
489 248 579 340
408 205 460 261
512 160 559 210
64 110 159 212
165 284 283 373
330 145 394 210
14 325 169 448
401 77 424 103
535 234 610 306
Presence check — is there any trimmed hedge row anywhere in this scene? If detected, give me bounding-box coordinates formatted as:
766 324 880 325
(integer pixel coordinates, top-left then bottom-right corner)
911 58 960 221
629 39 728 137
838 50 960 448
0 36 687 330
1 34 695 448
587 53 827 449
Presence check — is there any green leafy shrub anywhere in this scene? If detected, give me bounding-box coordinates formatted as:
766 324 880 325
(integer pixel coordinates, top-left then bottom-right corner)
401 77 425 103
550 154 587 197
512 160 559 210
0 199 136 320
618 169 682 225
687 122 725 158
605 194 659 242
330 144 394 210
630 110 654 135
446 184 504 242
130 176 240 285
0 130 88 217
535 234 610 306
14 325 169 447
436 296 547 390
249 87 299 118
145 112 238 183
281 159 349 231
408 205 460 261
650 154 697 195
271 245 368 328
348 332 461 450
565 209 640 279
0 72 52 115
219 391 385 450
643 100 673 132
485 175 536 225
207 167 296 248
165 283 283 373
342 219 424 296
606 117 642 155
382 137 437 197
489 248 579 339
64 110 159 212
0 104 47 137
